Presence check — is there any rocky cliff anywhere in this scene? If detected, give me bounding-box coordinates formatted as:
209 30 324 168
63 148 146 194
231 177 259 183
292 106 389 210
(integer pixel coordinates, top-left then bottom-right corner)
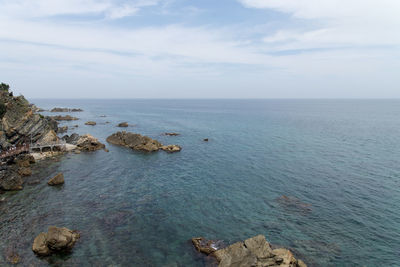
0 84 58 150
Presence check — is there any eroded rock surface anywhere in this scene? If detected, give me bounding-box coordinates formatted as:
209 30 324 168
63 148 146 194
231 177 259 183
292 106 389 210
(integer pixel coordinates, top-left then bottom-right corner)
32 226 80 256
48 173 64 185
76 134 105 151
193 235 307 267
106 131 180 153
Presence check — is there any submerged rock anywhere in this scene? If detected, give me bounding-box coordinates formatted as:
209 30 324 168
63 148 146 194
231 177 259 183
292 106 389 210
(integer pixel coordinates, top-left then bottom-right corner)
117 122 129 127
48 173 64 185
163 132 180 136
192 237 223 255
106 131 181 153
193 235 307 267
18 167 32 176
32 226 80 256
85 121 96 126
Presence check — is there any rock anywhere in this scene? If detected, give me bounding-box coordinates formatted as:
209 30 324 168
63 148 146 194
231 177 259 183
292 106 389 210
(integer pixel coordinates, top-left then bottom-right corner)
85 121 96 126
117 122 129 127
51 107 83 112
161 145 182 153
100 115 106 117
46 226 80 251
76 134 105 151
51 115 79 121
195 235 307 267
58 126 68 133
74 150 81 154
203 138 209 142
32 226 80 256
18 167 32 176
164 132 180 136
104 148 109 152
192 237 222 255
5 249 20 264
106 131 180 153
62 133 80 144
15 154 35 167
276 195 312 214
0 168 23 190
47 173 64 185
32 232 51 256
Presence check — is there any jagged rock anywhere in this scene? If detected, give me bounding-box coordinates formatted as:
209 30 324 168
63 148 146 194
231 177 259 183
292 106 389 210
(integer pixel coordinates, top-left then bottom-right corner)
51 108 83 112
85 121 96 126
192 237 223 255
32 232 51 256
32 226 80 256
51 115 79 121
106 131 180 153
15 154 35 167
117 122 129 127
76 134 105 151
48 173 64 185
58 126 68 133
194 235 307 267
0 88 59 150
62 133 80 145
161 145 182 153
18 167 32 176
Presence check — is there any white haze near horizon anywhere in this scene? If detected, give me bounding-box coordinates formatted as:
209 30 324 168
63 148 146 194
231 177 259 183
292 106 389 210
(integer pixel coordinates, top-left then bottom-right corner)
0 0 399 99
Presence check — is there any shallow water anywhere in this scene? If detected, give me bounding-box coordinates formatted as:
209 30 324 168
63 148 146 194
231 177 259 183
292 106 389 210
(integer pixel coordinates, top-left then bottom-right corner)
1 99 400 266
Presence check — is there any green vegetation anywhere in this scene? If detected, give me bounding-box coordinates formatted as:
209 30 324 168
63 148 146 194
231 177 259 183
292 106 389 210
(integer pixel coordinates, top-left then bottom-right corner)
0 83 10 92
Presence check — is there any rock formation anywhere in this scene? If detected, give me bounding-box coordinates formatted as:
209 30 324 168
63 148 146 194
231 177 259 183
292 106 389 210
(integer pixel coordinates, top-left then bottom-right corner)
193 235 307 267
117 122 129 127
51 108 83 112
0 154 35 190
106 131 181 153
163 132 180 136
76 134 105 151
32 226 80 256
48 173 64 185
58 126 68 133
51 115 79 121
85 121 96 126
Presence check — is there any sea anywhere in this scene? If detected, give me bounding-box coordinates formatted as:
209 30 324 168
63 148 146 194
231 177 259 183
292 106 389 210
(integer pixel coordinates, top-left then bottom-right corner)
0 99 399 266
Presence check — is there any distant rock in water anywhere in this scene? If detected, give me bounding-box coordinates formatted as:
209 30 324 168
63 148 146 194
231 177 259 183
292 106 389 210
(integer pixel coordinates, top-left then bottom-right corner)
106 131 181 153
32 226 80 256
117 122 129 127
51 115 79 121
163 132 180 136
48 173 64 185
203 138 209 142
51 107 83 112
193 235 307 267
85 121 96 126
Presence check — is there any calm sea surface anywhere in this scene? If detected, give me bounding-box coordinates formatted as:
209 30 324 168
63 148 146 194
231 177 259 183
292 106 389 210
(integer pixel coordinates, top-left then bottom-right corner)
1 99 399 266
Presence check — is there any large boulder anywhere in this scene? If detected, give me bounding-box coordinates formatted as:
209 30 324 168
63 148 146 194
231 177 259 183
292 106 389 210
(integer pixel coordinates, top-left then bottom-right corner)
48 173 64 185
194 235 307 267
76 134 105 151
106 131 180 153
32 226 80 256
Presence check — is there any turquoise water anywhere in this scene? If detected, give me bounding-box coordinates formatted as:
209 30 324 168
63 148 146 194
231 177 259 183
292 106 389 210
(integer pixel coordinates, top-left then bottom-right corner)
1 99 400 266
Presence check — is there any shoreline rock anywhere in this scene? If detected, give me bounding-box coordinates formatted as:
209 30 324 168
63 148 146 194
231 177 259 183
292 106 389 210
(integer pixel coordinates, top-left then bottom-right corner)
192 235 307 267
106 131 180 153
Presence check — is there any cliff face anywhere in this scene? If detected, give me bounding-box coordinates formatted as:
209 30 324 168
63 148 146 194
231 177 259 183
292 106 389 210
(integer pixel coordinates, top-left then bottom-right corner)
0 86 58 150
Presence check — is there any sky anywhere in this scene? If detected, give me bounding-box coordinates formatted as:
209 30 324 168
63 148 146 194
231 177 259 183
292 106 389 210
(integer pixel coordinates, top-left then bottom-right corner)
0 0 399 98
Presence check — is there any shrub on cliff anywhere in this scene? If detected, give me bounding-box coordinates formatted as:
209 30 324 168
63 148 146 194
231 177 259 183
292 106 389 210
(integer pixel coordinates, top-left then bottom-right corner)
0 83 9 92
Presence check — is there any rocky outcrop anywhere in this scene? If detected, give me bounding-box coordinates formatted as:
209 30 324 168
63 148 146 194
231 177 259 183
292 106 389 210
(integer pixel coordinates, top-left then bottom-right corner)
117 122 129 127
32 226 80 256
192 237 224 255
0 86 59 150
51 108 83 112
51 115 79 121
48 173 64 185
106 131 181 153
76 134 105 151
58 126 68 133
193 235 307 267
0 154 35 190
85 121 96 126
